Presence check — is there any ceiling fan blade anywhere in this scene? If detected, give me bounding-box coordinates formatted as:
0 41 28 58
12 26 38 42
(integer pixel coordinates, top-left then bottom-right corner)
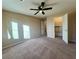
42 11 45 15
30 9 39 10
43 7 52 10
34 11 40 15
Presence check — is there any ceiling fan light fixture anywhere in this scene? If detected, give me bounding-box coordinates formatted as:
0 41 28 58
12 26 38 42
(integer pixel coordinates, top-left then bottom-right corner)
39 11 42 13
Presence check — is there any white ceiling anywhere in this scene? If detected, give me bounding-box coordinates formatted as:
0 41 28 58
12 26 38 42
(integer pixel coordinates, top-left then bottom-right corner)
2 0 76 18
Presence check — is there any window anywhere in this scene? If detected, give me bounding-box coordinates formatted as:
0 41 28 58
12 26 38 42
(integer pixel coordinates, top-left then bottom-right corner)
11 22 19 39
23 25 30 39
7 21 30 39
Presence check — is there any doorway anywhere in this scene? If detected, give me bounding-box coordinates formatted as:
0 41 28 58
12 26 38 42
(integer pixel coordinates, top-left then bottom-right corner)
54 17 63 39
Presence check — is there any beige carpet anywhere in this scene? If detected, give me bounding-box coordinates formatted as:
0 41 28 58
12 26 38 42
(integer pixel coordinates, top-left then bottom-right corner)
2 37 76 59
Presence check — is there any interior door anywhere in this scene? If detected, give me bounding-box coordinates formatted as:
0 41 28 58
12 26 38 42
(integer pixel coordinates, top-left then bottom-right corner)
62 14 68 44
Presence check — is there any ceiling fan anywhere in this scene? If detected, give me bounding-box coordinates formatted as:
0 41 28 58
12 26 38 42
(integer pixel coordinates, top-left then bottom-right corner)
30 2 53 15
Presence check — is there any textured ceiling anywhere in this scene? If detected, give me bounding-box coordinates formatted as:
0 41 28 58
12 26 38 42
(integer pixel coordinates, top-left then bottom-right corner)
2 0 76 18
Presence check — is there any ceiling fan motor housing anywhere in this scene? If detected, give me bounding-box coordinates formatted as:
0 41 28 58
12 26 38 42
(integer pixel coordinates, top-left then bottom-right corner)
38 2 45 10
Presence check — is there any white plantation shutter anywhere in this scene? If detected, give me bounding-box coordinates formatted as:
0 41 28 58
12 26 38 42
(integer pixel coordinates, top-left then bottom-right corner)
11 22 19 39
23 25 30 39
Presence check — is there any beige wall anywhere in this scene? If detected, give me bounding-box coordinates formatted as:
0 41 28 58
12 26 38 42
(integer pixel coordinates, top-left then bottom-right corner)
53 17 63 26
68 11 76 42
41 20 46 36
2 10 41 48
